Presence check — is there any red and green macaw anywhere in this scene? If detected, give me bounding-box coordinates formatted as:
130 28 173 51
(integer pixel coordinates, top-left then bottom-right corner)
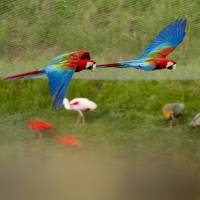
2 51 96 110
97 19 187 71
2 19 187 111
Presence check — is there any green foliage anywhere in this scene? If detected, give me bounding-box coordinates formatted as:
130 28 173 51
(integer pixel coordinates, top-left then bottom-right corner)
0 0 199 66
1 79 200 157
1 79 200 115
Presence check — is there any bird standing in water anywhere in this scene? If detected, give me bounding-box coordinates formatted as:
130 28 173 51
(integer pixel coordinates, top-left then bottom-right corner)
63 98 97 124
163 103 185 127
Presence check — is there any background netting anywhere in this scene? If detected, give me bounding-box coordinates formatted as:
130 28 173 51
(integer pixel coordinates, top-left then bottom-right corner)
0 0 199 79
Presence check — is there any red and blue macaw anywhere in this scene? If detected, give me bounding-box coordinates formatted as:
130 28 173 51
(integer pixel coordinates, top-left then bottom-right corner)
2 51 96 111
97 19 187 71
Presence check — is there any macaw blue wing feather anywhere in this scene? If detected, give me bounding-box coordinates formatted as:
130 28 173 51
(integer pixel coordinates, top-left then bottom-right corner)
46 68 64 97
45 66 74 111
138 19 187 59
97 60 154 71
119 60 155 71
52 71 74 111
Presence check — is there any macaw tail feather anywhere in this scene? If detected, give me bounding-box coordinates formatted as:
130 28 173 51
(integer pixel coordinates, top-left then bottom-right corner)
1 70 45 80
96 63 124 68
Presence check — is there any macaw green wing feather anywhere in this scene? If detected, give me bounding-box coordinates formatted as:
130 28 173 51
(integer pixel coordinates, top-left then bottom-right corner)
138 19 187 59
48 53 72 66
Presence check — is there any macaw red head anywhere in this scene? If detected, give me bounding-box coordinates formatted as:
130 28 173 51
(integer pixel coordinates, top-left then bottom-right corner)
70 51 96 72
77 59 96 72
153 58 176 71
158 59 176 71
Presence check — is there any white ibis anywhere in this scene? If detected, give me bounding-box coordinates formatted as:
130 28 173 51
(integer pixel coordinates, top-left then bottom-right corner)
63 98 97 124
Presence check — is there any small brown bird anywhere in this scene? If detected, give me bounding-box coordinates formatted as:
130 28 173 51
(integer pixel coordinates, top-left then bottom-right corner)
163 103 185 127
190 113 200 127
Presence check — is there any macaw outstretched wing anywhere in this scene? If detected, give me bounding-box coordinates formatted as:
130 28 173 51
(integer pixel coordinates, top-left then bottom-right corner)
48 53 72 66
97 20 187 71
97 20 186 71
138 19 187 59
45 66 75 111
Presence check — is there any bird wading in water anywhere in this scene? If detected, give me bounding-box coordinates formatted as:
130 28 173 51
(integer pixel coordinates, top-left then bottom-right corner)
2 51 96 111
97 19 187 72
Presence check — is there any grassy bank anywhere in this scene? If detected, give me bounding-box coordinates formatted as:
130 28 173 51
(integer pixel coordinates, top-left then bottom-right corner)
0 0 199 78
0 79 200 160
0 1 200 198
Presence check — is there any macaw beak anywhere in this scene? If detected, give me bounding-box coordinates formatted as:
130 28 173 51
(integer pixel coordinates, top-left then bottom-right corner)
166 62 176 72
86 61 96 71
92 63 96 71
172 64 176 72
166 62 173 68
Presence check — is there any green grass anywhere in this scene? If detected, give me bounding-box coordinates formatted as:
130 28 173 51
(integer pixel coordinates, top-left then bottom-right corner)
1 79 200 162
1 79 200 200
0 1 200 198
0 0 200 79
